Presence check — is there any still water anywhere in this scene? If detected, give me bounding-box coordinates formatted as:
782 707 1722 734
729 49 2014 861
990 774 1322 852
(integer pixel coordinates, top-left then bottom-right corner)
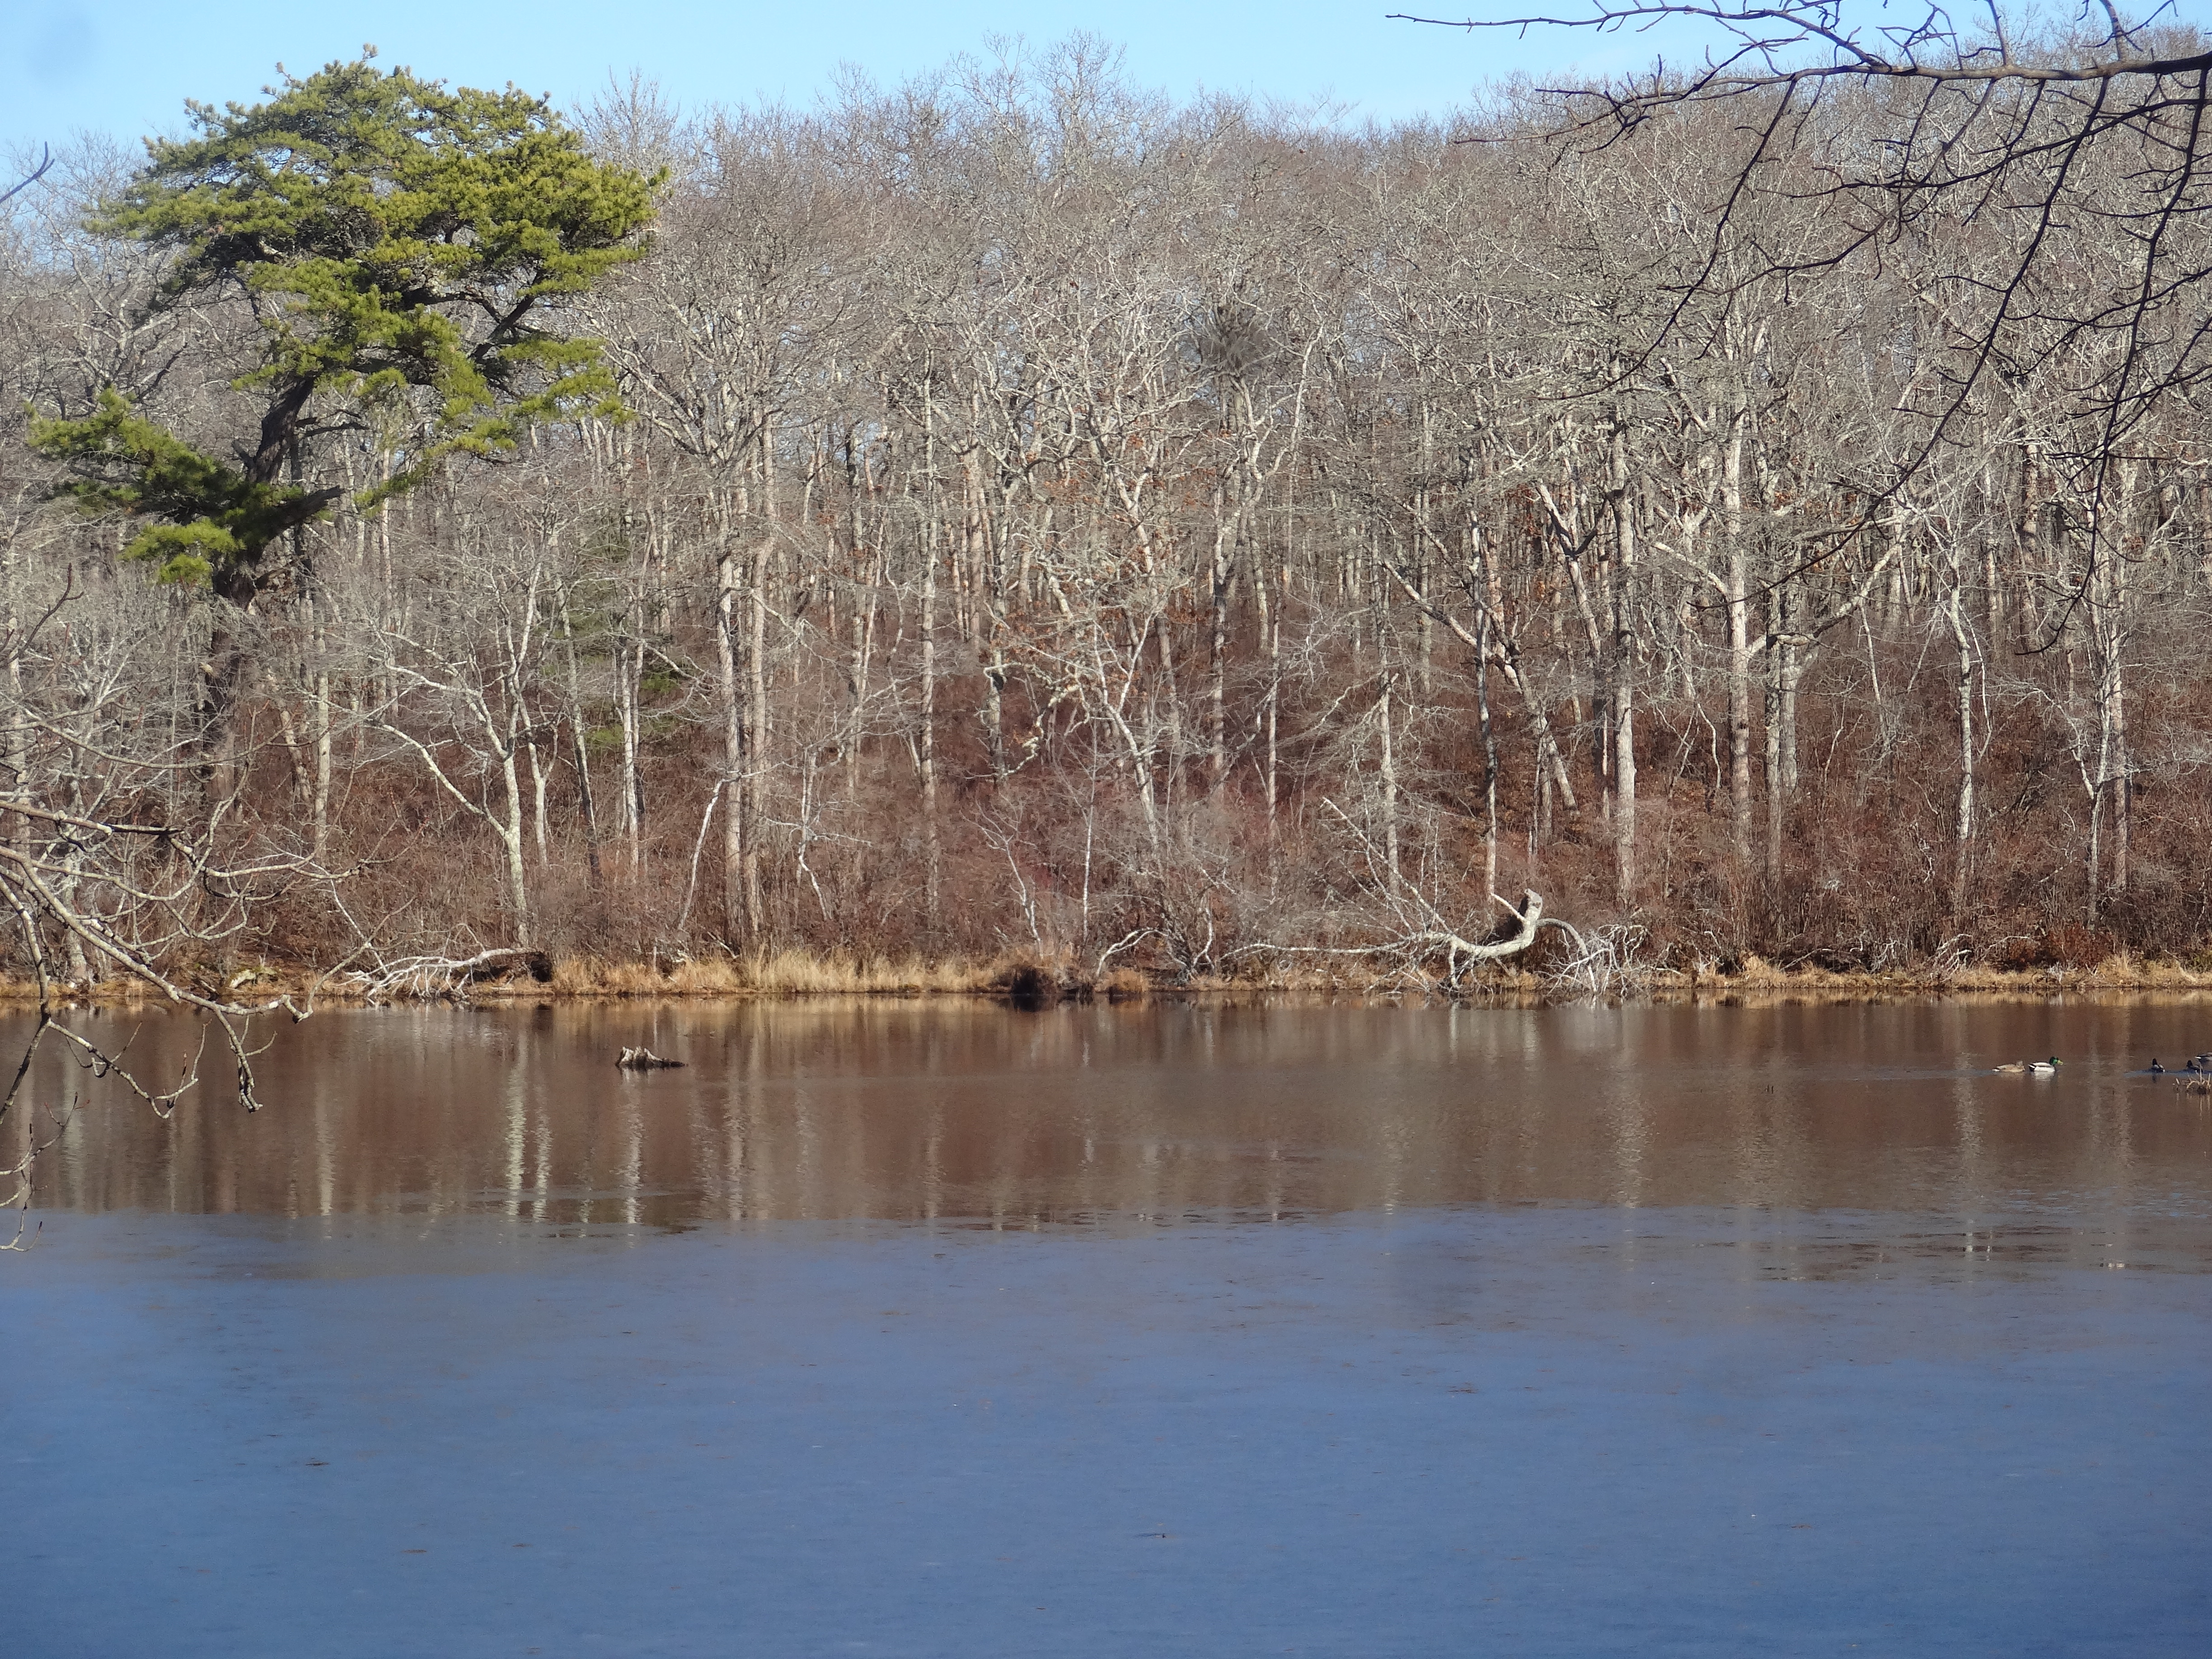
6 998 2211 1656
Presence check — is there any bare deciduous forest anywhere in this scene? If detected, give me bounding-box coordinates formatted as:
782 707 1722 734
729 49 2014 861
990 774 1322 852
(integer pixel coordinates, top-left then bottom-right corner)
5 17 2212 998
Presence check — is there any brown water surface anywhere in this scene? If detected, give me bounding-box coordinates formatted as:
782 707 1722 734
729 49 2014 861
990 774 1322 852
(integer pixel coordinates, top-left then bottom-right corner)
16 996 2212 1234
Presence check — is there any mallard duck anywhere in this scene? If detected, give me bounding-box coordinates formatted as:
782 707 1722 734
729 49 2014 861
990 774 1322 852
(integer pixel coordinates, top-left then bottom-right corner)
2150 1059 2165 1075
1993 1056 2062 1075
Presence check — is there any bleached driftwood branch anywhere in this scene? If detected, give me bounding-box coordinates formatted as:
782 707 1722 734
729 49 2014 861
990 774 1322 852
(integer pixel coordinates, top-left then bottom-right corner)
1226 800 1645 995
346 947 552 1003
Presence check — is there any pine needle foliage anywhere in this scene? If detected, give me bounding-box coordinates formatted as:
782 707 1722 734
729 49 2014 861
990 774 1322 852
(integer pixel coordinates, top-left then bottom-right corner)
28 53 659 595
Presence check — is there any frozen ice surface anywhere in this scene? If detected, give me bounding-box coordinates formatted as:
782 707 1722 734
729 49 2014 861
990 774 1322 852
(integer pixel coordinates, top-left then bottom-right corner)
8 1204 2208 1658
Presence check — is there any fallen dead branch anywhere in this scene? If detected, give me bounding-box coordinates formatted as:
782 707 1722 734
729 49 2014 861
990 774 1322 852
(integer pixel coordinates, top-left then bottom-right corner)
1225 799 1636 996
345 948 555 1004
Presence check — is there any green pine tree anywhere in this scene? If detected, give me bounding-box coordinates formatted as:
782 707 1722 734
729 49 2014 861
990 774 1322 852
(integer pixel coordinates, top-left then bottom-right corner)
28 52 659 603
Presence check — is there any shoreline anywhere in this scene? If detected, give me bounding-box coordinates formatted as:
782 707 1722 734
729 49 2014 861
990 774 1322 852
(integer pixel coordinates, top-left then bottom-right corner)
5 950 2212 1009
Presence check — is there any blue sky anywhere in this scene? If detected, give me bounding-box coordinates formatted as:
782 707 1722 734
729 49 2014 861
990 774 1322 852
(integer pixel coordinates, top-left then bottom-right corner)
9 1 2208 159
4 0 1812 155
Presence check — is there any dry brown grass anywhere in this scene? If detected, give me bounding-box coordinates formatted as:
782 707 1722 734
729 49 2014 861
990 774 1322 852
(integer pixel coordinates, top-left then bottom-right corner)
736 950 986 995
1099 966 1149 1001
2084 953 2207 987
0 975 164 1005
9 946 2212 1008
541 950 1012 999
1640 957 2212 1003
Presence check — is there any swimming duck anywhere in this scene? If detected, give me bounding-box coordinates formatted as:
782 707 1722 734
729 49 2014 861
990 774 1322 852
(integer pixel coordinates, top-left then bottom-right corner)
1993 1056 2062 1075
2150 1059 2165 1075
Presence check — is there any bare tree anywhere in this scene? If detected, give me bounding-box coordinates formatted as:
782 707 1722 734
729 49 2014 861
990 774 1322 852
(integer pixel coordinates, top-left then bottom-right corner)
1397 4 2212 575
0 555 322 1221
6 36 2212 1003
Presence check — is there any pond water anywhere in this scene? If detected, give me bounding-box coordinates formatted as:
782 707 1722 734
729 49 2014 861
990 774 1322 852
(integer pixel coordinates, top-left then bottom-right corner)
5 998 2211 1656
